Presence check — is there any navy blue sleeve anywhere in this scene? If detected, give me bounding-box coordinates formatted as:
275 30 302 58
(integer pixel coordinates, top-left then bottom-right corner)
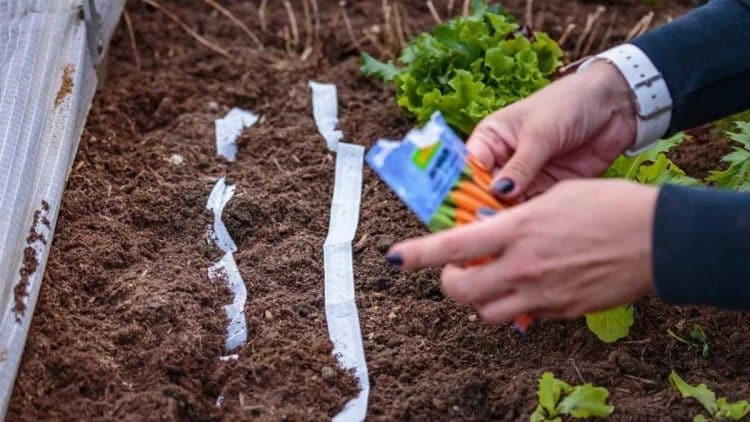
631 0 750 135
653 185 750 309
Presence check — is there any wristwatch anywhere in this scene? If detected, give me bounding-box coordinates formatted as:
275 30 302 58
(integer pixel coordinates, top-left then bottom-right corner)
564 44 674 156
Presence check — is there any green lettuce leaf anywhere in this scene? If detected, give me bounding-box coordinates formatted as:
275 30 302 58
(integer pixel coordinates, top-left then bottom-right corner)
716 397 750 420
706 122 750 191
558 385 615 418
361 52 402 82
584 305 634 343
361 6 563 135
669 371 718 416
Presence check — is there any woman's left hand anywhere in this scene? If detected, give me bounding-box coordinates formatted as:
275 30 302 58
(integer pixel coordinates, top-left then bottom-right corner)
386 179 659 322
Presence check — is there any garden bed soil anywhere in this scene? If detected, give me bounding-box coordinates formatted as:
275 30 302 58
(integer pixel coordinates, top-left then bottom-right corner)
9 1 749 420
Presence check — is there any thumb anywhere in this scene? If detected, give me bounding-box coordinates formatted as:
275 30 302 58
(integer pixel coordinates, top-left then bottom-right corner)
491 138 551 199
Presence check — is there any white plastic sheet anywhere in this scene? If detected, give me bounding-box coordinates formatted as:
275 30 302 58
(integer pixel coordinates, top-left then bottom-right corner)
309 81 344 151
312 80 369 421
214 107 259 161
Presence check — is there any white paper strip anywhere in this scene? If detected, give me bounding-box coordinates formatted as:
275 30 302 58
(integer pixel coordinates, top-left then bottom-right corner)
214 107 259 161
324 142 369 422
309 81 343 152
206 177 237 253
208 252 247 352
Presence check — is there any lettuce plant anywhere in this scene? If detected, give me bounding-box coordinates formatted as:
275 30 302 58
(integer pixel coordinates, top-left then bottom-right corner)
361 1 562 135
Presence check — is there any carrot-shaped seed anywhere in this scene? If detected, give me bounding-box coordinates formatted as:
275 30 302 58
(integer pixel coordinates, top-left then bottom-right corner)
461 165 490 190
447 190 485 215
513 314 534 332
457 181 504 210
455 208 475 225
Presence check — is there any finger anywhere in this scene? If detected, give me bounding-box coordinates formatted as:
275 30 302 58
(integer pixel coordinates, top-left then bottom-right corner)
477 292 536 324
386 209 522 270
465 113 515 169
491 135 553 200
441 260 513 305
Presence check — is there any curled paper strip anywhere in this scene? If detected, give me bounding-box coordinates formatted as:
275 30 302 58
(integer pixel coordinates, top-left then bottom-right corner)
309 81 343 152
215 107 259 161
324 143 369 422
206 177 237 253
208 252 248 352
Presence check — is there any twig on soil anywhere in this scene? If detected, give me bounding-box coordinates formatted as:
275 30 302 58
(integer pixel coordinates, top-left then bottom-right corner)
301 0 314 60
626 12 654 41
283 1 300 47
382 0 396 52
581 9 604 57
624 374 657 385
339 1 362 50
258 0 268 32
573 6 605 59
426 0 442 24
310 0 321 45
462 0 470 17
362 28 390 59
597 16 615 52
558 23 576 46
393 1 406 48
140 0 232 60
123 10 141 70
525 0 533 26
283 26 294 57
200 0 263 49
569 359 586 384
397 2 414 41
447 0 455 16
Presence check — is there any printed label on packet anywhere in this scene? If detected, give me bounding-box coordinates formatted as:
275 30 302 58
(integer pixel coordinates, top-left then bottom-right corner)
366 112 467 224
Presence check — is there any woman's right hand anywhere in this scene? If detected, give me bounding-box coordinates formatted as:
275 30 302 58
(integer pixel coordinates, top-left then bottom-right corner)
467 61 639 200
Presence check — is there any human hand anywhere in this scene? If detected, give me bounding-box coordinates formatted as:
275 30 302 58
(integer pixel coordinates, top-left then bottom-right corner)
386 180 658 322
468 62 637 200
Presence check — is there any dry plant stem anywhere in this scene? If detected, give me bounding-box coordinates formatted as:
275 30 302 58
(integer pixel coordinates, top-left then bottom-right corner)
397 2 414 40
140 0 232 60
426 0 442 24
462 0 470 17
558 23 576 46
382 0 393 51
200 0 262 48
626 12 653 41
283 1 300 46
525 0 533 26
573 6 605 59
258 0 268 32
581 9 604 57
302 0 314 57
310 0 321 43
447 0 455 15
339 1 362 50
362 29 390 58
123 10 141 70
393 1 406 48
598 16 615 52
283 26 294 57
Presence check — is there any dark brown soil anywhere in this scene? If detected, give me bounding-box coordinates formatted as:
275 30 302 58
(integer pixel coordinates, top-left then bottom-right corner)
12 203 50 320
55 64 75 109
9 1 749 421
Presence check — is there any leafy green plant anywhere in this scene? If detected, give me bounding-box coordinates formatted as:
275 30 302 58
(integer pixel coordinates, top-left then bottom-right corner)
361 0 562 135
585 305 634 343
669 371 750 421
667 324 710 357
604 132 701 187
531 372 614 421
706 122 750 191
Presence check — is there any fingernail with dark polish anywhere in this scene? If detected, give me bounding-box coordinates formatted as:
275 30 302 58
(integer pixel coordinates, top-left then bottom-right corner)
477 207 497 218
385 253 403 267
492 178 515 195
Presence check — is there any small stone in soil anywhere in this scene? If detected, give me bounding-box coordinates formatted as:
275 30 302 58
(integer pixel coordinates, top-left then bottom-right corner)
321 366 336 381
264 310 273 320
167 154 185 166
388 312 397 320
468 314 478 322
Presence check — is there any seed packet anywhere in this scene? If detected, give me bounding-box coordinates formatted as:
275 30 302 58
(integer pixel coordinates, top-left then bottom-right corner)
366 112 533 332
